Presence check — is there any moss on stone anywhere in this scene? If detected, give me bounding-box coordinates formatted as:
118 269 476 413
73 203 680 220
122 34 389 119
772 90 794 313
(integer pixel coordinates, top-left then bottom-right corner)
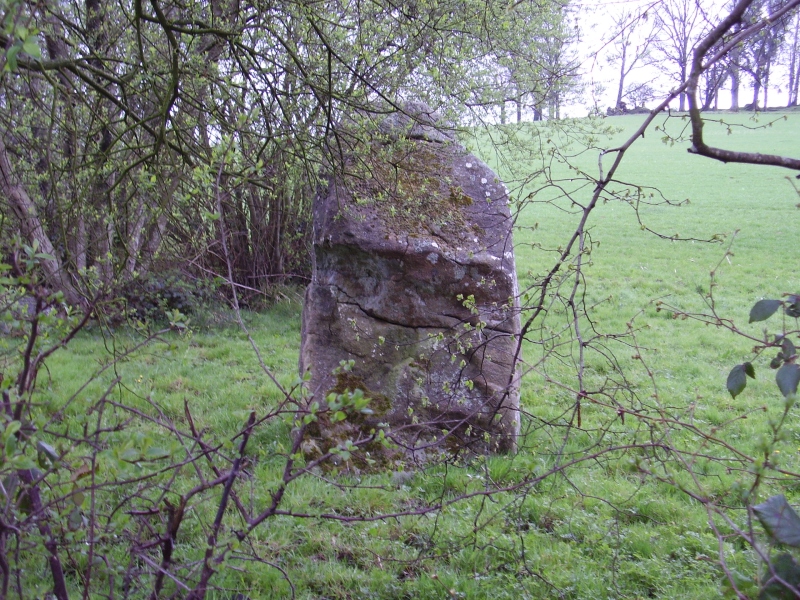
342 138 472 236
448 185 473 207
300 372 397 473
329 372 391 418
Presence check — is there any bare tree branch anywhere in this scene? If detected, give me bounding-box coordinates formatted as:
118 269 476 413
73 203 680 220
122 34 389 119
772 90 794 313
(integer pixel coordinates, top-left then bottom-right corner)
687 0 800 172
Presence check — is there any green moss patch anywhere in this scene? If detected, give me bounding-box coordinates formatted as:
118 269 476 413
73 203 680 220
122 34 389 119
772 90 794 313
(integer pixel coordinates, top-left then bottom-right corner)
343 138 473 235
301 372 399 473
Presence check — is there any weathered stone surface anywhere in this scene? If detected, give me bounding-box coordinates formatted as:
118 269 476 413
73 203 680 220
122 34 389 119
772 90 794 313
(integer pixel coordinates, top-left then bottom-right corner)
299 107 521 455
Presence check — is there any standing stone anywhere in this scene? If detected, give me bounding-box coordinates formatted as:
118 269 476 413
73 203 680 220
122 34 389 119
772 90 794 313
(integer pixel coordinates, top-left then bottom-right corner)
299 105 521 456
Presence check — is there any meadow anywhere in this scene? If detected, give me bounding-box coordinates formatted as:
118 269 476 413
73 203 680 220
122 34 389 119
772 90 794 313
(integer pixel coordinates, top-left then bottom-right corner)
11 109 800 599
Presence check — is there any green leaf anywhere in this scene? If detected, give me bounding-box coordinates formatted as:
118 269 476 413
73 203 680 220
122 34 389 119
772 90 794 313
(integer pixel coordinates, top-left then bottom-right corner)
754 495 800 546
120 448 141 463
22 36 41 59
1 475 19 501
8 455 36 470
776 364 800 398
750 299 783 323
722 569 759 599
759 553 800 599
782 337 797 359
36 441 59 463
4 434 16 458
3 421 21 440
68 507 83 531
5 45 19 72
727 364 748 399
745 362 756 379
144 446 170 460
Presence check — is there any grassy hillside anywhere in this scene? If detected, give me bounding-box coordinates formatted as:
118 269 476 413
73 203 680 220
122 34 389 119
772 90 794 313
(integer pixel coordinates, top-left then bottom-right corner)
11 110 800 599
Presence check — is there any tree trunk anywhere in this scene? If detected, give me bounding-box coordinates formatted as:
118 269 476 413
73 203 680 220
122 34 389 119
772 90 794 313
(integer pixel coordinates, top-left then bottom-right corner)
730 67 740 111
616 43 627 109
124 199 149 280
141 213 168 274
95 217 115 286
789 17 799 106
752 77 761 109
75 216 87 272
793 59 800 107
679 63 687 111
0 138 82 306
43 19 87 275
86 0 118 286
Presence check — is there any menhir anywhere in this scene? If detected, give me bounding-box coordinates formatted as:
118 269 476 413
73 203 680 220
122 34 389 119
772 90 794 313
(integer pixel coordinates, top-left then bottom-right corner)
299 104 521 460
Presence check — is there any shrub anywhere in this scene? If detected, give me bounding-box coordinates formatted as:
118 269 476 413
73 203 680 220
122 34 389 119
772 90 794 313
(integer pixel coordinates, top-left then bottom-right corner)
120 271 215 321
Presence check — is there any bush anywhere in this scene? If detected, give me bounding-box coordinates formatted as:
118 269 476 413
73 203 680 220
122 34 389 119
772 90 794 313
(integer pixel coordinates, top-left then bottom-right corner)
121 271 215 322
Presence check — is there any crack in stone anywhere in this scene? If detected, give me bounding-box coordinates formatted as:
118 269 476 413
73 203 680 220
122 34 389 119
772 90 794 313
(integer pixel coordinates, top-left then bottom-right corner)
335 286 460 331
335 285 516 336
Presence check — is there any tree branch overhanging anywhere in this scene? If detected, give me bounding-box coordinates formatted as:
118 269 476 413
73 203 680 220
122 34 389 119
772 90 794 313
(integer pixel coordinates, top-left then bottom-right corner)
687 0 800 175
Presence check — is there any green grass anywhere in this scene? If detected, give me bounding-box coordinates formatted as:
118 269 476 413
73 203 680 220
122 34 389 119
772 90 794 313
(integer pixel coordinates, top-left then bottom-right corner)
18 110 800 599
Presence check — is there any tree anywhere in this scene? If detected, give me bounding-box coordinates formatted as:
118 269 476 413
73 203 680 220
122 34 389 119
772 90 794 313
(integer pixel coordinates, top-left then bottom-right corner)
483 0 579 123
470 0 580 123
785 10 800 105
736 0 791 108
729 17 745 109
701 47 728 108
604 8 659 109
536 11 583 119
653 0 707 111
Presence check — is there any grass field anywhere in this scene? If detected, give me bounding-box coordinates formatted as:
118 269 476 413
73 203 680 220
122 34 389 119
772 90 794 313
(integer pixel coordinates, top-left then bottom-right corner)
16 110 800 599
